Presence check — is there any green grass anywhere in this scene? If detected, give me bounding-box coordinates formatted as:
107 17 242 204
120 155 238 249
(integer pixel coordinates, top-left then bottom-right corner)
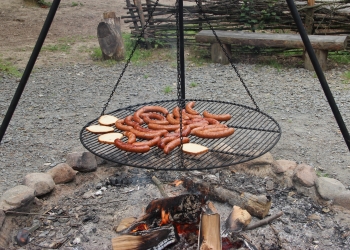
260 59 283 71
189 82 198 87
71 2 79 7
164 86 173 94
342 71 350 84
316 170 330 178
186 46 210 66
42 44 70 53
0 57 22 77
329 51 350 65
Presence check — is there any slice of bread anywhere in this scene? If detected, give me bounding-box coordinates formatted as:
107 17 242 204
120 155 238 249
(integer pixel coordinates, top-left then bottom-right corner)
182 143 209 155
98 115 119 126
86 125 114 134
98 132 123 144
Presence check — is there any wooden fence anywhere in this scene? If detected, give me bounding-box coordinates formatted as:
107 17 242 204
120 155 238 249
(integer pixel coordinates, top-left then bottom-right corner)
121 0 350 49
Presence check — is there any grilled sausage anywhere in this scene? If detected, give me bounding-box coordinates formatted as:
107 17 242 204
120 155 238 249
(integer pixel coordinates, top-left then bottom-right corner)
203 110 232 121
124 115 139 127
134 106 169 124
129 128 164 139
163 137 190 154
114 139 150 153
192 127 235 138
133 136 161 147
115 119 133 131
185 101 199 115
148 123 180 132
158 136 178 149
123 131 137 144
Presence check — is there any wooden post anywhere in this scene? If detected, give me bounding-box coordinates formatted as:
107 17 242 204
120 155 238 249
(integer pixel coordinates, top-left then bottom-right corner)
97 12 125 61
305 0 315 34
304 0 318 69
134 0 152 49
211 43 231 65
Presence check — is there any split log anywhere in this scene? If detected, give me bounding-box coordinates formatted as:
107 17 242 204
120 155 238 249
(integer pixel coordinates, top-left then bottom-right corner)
182 177 271 219
112 224 177 250
97 12 125 61
225 206 252 232
198 203 221 250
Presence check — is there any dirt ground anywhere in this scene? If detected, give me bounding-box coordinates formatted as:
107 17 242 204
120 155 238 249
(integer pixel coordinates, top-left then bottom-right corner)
0 0 146 69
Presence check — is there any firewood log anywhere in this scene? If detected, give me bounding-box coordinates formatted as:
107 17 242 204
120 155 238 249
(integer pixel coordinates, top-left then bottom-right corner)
182 177 271 219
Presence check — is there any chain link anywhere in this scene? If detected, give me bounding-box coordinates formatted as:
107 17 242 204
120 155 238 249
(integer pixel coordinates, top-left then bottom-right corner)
195 0 260 111
101 0 160 116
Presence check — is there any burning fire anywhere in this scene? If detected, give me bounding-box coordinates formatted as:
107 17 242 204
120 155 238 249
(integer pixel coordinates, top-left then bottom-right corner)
159 208 199 235
171 180 183 187
131 223 149 233
160 209 170 226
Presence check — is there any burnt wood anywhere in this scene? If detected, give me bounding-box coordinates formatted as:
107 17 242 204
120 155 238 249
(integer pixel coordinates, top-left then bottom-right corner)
195 30 348 51
145 194 205 225
182 177 271 219
112 224 178 250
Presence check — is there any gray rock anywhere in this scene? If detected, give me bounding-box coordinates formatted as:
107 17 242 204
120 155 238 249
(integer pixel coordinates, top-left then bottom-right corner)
66 152 97 172
272 159 297 174
47 163 78 184
0 185 35 211
294 163 317 187
23 173 55 196
333 191 350 210
315 177 346 200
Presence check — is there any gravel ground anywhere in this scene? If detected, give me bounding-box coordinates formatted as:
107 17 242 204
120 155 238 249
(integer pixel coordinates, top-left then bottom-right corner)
1 60 350 195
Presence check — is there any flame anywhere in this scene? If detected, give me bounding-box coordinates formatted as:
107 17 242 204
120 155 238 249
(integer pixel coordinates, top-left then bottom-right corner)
171 180 183 187
131 223 149 233
160 209 170 226
174 222 199 235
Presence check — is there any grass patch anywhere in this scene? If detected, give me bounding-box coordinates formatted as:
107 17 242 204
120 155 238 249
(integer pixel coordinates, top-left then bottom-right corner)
42 44 70 53
164 86 173 94
189 82 198 87
342 71 350 84
0 57 22 77
186 45 210 66
316 170 330 178
329 51 350 65
259 58 283 71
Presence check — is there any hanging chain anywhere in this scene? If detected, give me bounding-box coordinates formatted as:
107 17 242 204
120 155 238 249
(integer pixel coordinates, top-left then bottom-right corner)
176 0 185 169
100 0 160 116
194 0 260 111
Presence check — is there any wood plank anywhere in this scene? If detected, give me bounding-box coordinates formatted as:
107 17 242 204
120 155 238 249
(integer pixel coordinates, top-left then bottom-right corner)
195 30 348 51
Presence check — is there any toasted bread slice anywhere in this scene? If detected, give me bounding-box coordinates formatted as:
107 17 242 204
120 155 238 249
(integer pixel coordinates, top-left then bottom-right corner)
98 115 119 126
98 132 123 144
86 125 114 134
182 143 208 155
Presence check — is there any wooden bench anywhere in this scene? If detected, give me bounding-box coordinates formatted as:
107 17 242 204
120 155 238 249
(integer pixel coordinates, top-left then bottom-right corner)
195 30 348 70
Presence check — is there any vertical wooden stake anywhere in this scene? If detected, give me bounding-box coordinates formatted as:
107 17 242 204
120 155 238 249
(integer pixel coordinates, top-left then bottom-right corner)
134 0 151 49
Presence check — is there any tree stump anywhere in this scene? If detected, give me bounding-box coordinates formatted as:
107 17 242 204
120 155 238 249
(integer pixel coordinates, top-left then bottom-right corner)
97 12 125 61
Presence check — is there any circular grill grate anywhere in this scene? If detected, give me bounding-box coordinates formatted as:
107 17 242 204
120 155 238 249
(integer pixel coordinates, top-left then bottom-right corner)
80 99 281 170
